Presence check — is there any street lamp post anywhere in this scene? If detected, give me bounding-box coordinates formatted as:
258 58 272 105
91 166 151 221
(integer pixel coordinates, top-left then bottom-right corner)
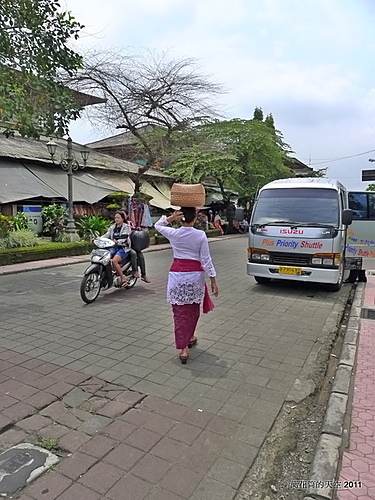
46 137 90 240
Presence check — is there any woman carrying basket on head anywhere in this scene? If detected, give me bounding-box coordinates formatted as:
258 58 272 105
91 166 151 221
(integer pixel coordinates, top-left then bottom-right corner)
155 206 219 364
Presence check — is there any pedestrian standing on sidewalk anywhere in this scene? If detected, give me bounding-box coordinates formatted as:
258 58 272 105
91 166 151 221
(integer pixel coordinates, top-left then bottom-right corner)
155 207 219 364
344 269 367 283
213 212 224 235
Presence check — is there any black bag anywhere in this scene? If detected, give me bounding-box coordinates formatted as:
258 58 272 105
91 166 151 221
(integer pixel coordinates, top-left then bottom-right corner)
130 230 150 251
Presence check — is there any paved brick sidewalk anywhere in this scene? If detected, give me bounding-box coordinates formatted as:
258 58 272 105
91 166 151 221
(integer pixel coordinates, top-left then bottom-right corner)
336 277 375 500
0 234 247 500
0 236 351 499
0 347 246 500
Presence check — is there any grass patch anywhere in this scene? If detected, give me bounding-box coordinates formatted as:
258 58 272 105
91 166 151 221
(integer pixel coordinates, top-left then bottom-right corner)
37 437 60 451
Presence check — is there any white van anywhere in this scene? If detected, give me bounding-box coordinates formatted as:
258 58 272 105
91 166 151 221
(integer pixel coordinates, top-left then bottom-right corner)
247 178 353 291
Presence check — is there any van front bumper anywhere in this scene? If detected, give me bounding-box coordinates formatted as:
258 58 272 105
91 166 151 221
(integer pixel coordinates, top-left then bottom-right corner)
247 262 342 285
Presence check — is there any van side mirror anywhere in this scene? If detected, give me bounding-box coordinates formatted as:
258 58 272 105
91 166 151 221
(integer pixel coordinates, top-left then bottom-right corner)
342 209 353 226
235 208 244 221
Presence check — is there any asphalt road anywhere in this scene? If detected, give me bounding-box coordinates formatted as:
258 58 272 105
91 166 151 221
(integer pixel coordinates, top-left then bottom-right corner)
0 236 351 488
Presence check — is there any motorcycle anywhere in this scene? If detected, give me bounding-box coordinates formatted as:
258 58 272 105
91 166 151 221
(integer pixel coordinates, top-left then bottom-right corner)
80 237 137 304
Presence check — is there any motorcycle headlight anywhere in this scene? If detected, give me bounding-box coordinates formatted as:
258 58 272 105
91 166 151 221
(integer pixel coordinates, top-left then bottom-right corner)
101 255 111 265
91 249 111 265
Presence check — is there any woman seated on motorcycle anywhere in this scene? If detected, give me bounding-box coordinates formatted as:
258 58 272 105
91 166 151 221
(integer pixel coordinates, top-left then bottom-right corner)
102 211 140 287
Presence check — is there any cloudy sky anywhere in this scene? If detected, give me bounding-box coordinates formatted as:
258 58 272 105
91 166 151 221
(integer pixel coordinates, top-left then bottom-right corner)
63 0 375 190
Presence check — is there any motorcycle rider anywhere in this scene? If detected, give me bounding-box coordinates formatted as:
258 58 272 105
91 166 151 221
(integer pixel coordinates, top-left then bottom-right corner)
102 211 139 287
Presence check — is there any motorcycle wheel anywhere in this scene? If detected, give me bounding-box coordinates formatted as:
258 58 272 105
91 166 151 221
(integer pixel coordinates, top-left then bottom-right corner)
80 271 101 303
124 268 137 289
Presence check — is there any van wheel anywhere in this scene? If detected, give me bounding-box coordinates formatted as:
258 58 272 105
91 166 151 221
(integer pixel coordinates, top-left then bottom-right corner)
326 263 344 292
254 276 272 284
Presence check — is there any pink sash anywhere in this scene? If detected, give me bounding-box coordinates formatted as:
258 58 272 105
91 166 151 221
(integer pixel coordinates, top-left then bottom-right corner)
170 259 215 313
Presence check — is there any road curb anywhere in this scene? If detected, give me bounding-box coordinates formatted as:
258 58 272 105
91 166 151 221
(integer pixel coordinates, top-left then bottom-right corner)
287 295 346 404
303 283 364 500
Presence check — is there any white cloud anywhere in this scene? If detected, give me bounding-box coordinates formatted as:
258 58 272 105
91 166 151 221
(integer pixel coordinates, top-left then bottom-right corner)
64 0 375 189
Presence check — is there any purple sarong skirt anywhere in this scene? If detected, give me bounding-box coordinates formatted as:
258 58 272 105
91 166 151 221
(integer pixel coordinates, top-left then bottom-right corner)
172 303 200 349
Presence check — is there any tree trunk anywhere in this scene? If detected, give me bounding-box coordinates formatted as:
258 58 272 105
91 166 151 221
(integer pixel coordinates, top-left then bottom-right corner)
133 162 152 196
217 179 230 202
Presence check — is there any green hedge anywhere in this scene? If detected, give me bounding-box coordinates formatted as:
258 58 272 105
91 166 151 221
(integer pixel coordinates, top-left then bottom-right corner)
206 229 222 237
0 230 224 264
155 234 169 245
0 242 94 266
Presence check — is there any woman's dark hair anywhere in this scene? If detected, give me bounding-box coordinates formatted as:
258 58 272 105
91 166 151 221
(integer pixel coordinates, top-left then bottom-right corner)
181 207 196 223
115 211 127 222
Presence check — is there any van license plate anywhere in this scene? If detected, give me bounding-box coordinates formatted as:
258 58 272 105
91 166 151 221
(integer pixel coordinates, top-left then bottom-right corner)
279 266 302 275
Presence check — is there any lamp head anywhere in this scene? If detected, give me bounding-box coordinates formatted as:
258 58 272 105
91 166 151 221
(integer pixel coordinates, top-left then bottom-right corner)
80 148 90 163
46 139 57 158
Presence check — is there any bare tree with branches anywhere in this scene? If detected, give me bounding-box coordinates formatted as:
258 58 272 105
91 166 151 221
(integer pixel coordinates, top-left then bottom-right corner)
66 49 224 193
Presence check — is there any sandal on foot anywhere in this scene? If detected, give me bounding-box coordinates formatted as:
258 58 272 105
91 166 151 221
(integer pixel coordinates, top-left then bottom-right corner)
121 279 128 288
179 354 189 364
188 337 198 348
141 276 151 283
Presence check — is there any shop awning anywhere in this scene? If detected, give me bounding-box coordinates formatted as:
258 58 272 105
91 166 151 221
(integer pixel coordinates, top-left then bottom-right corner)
25 164 118 204
0 162 62 204
154 182 172 200
141 181 177 209
92 172 135 195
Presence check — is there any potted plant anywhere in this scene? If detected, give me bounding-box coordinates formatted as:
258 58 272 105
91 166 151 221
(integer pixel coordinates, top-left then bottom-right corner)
41 204 68 241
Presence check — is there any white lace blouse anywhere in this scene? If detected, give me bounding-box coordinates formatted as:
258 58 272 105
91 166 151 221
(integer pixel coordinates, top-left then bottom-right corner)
155 216 217 305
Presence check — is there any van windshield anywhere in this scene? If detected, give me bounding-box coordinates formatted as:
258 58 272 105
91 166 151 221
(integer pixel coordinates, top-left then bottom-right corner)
252 188 339 226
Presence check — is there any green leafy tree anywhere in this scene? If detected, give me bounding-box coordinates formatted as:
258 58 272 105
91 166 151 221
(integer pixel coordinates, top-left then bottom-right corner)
309 168 327 178
253 107 264 121
264 113 275 129
0 0 84 138
222 118 292 202
165 126 239 201
366 184 375 191
166 116 292 203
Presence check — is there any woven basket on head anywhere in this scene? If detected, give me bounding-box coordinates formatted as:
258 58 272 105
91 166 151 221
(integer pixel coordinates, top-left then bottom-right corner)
170 183 206 207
